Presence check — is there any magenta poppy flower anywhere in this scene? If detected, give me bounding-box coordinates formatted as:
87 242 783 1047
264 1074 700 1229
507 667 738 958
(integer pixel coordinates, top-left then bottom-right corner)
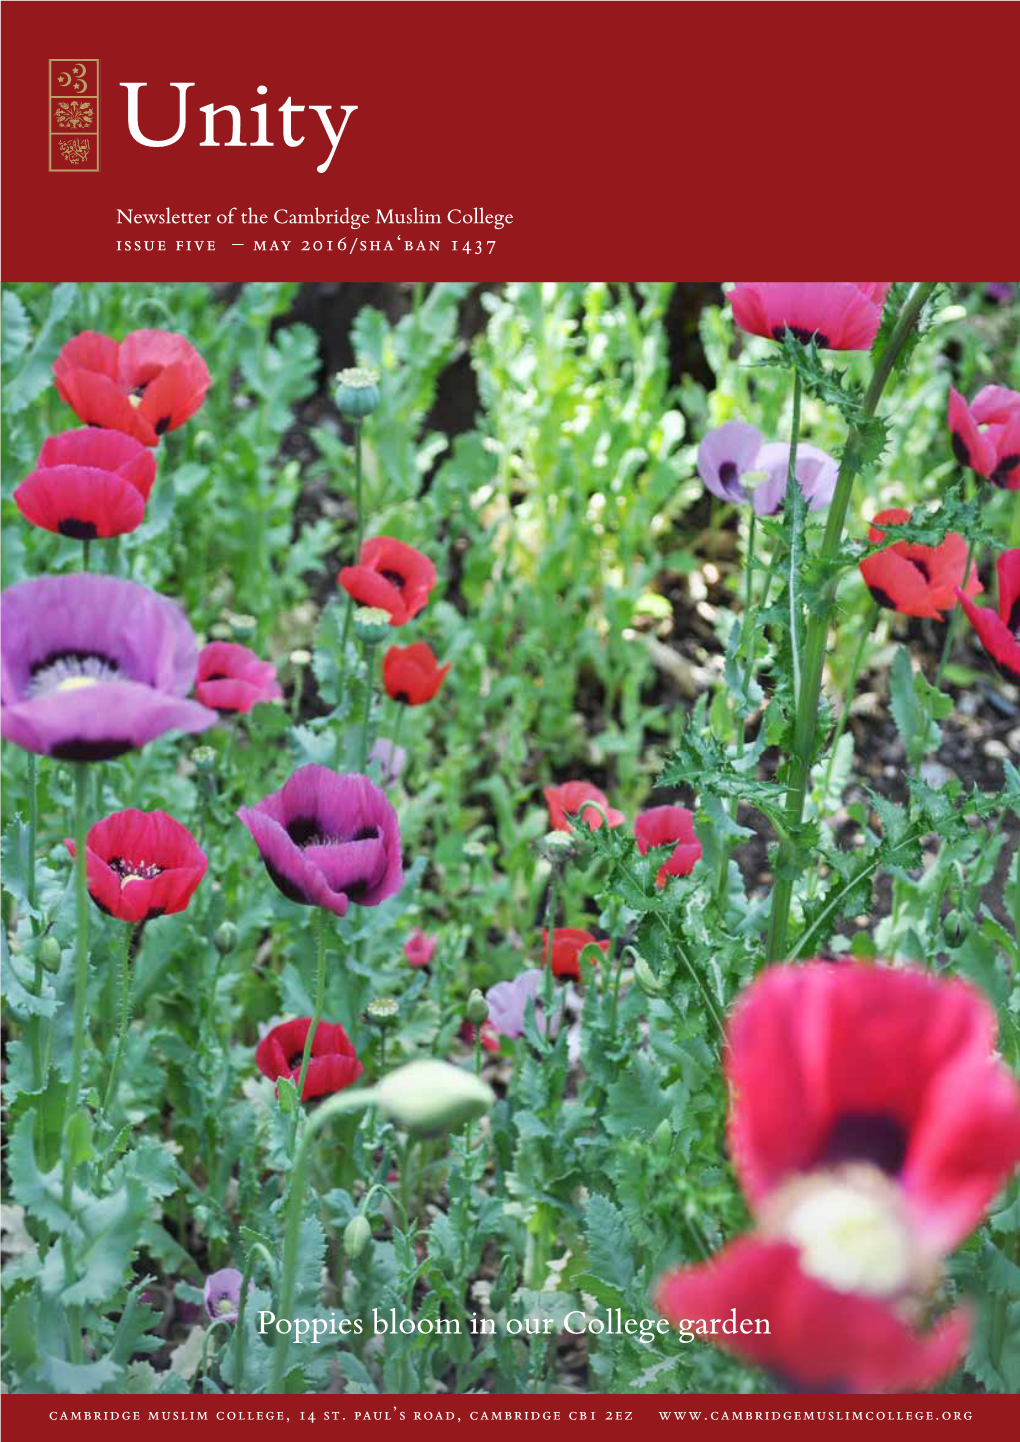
655 961 1020 1392
204 1268 245 1324
404 928 437 967
459 1019 500 1053
730 282 891 351
956 549 1020 680
948 385 1020 489
338 537 437 626
698 422 838 516
65 808 207 924
54 329 210 446
860 508 982 620
237 765 402 917
634 806 702 886
543 780 624 833
14 428 157 539
1 574 216 761
256 1016 363 1101
195 641 283 714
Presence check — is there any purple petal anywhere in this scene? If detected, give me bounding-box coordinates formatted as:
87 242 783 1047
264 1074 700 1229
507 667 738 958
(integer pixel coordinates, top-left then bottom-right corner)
0 681 215 760
236 805 349 917
697 421 762 504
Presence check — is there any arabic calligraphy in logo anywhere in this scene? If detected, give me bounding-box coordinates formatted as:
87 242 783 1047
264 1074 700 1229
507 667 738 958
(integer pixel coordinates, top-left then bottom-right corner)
58 137 91 165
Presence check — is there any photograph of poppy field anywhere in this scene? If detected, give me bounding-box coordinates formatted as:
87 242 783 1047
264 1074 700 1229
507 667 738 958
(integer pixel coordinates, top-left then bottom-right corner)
1 280 1019 1399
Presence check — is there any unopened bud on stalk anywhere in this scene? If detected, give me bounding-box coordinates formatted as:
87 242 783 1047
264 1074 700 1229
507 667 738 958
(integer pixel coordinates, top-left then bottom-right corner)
192 745 217 774
633 955 666 998
374 1059 494 1136
214 921 238 956
335 366 381 420
228 613 258 642
535 830 576 867
353 606 392 646
289 648 313 669
39 936 62 973
943 910 965 946
465 989 489 1026
343 1213 372 1259
367 996 399 1029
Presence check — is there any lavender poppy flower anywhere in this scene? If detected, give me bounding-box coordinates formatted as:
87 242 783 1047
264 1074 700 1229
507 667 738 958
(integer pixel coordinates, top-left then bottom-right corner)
369 736 407 786
237 764 402 918
1 574 216 761
204 1267 244 1323
697 424 838 516
486 968 559 1040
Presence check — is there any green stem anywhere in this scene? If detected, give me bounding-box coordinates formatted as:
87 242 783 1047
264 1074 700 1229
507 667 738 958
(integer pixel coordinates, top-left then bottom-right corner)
270 1088 375 1392
27 752 38 912
82 539 91 571
764 283 937 963
232 1240 278 1389
821 598 879 803
717 510 760 903
935 516 978 690
294 910 329 1104
61 762 92 1364
103 923 138 1115
359 644 376 771
336 422 367 674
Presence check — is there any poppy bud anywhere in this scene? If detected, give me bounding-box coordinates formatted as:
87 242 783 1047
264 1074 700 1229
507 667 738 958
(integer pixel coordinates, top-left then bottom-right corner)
353 606 393 646
374 1059 494 1136
344 1213 373 1259
214 921 238 956
633 955 666 998
335 366 380 420
192 745 217 774
535 830 576 866
289 648 313 669
943 910 965 946
367 996 399 1029
652 1118 673 1154
465 989 489 1026
39 935 62 973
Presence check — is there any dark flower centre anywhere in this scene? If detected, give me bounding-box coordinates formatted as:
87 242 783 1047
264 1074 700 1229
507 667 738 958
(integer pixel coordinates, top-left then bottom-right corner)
108 856 164 881
380 568 406 590
990 454 1019 488
772 324 830 348
29 649 122 697
817 1111 909 1176
286 815 380 848
58 518 99 541
907 555 931 582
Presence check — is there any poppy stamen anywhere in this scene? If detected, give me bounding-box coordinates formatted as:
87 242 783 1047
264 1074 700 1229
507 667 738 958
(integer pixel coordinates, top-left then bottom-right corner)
29 650 121 696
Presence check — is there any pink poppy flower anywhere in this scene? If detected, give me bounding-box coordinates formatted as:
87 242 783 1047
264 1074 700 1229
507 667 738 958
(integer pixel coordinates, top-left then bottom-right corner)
956 549 1020 681
543 780 624 833
634 806 702 886
730 282 892 351
404 928 437 968
948 385 1020 489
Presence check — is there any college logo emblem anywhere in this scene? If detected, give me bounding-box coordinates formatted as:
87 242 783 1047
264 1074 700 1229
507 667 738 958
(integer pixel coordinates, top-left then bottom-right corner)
50 60 99 171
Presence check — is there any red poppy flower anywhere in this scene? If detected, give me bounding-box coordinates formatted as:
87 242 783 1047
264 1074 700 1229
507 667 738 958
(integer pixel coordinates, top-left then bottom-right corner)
656 1239 969 1394
64 808 207 924
859 508 982 619
382 642 450 705
195 641 283 714
255 1017 363 1102
404 928 437 968
54 329 210 447
634 806 702 886
338 537 436 626
949 385 1020 489
730 283 891 351
14 428 157 540
543 780 625 833
541 927 610 980
459 1019 500 1054
956 548 1020 680
654 961 1020 1392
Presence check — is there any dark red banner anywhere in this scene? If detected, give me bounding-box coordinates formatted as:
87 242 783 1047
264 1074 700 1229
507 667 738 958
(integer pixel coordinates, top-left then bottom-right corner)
2 1 1019 278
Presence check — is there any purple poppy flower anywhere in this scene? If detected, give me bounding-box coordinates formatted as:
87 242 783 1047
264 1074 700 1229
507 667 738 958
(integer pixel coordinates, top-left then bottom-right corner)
486 968 559 1041
204 1267 244 1323
369 736 407 786
1 574 216 761
697 423 838 516
237 764 402 918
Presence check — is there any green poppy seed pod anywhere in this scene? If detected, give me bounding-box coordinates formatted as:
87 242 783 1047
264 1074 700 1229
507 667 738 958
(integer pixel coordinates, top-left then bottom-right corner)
335 366 381 420
192 745 217 774
209 620 232 641
39 935 62 973
214 921 238 956
633 956 666 998
353 606 393 646
943 910 965 946
374 1059 494 1137
343 1213 372 1259
228 613 258 642
535 830 576 866
289 648 313 669
367 996 400 1029
465 989 489 1026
